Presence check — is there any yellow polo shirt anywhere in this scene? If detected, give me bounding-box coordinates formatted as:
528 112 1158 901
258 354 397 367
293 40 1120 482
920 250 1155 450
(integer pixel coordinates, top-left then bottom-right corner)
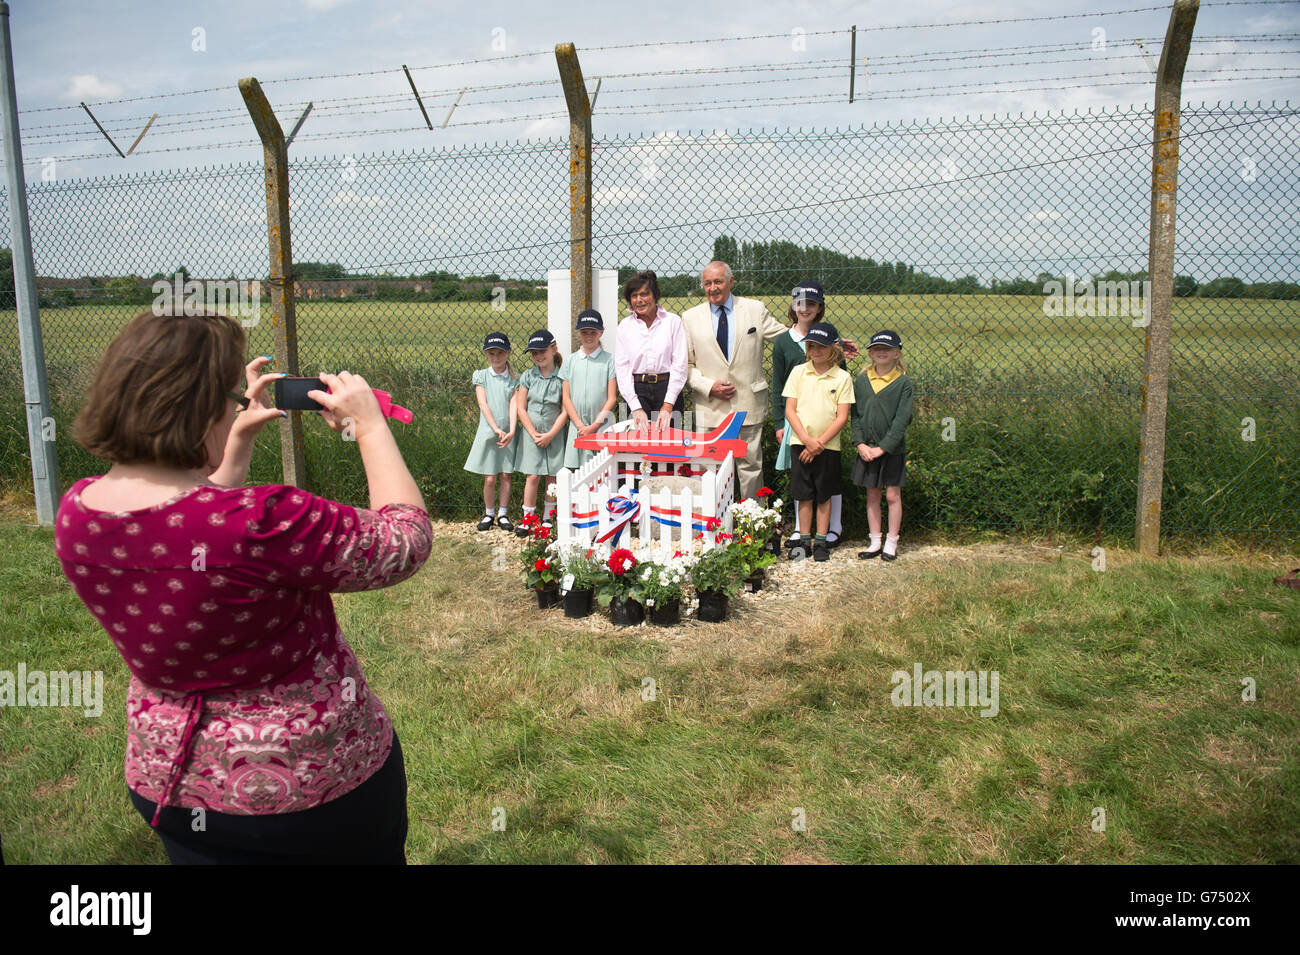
867 365 901 394
781 362 855 450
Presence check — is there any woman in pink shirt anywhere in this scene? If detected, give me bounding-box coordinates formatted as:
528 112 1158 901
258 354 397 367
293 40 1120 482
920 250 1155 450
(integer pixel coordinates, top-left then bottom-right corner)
614 270 689 432
54 309 431 864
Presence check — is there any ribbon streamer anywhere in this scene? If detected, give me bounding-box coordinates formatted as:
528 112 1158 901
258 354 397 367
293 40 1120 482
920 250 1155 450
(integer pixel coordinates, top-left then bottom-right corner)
596 494 640 546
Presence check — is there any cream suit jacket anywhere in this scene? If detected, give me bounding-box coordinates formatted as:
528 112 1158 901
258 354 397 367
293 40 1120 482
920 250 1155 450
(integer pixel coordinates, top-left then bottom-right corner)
683 296 788 431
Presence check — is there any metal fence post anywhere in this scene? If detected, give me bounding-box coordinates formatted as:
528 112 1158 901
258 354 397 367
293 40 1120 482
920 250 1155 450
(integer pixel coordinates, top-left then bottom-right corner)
556 43 592 351
0 0 60 523
239 77 306 488
1136 0 1198 556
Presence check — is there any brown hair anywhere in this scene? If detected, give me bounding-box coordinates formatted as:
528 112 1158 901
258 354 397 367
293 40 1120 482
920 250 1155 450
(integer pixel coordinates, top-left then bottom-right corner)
72 309 246 469
622 270 660 305
786 301 825 326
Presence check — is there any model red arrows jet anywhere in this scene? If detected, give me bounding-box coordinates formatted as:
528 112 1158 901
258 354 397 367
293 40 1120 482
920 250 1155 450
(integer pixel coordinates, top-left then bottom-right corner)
573 411 749 464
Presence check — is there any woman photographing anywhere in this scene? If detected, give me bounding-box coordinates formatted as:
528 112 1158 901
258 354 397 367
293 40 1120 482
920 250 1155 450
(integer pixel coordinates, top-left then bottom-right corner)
54 308 431 864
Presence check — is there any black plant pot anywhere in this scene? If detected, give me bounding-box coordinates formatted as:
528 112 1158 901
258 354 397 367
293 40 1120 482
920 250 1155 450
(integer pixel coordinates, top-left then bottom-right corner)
609 596 645 626
648 599 681 626
697 589 729 622
563 587 594 618
744 572 764 593
536 585 560 609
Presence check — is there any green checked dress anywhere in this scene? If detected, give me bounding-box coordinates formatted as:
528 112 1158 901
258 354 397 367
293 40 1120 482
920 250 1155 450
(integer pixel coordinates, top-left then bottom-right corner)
516 365 567 476
463 367 520 476
560 347 617 469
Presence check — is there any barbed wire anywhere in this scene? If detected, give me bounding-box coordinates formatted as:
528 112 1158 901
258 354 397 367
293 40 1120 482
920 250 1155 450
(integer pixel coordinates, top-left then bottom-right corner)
25 47 1300 148
22 31 1299 139
23 3 1293 117
25 67 1300 155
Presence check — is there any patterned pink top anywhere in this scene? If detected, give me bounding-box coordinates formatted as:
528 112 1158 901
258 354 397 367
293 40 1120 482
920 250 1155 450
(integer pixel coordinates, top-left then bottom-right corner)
54 478 432 824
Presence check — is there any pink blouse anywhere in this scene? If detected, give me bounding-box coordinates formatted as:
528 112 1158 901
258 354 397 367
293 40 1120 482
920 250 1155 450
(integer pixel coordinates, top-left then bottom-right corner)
54 478 432 823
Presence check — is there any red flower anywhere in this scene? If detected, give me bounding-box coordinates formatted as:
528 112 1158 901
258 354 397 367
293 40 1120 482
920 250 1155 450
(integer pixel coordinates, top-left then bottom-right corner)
520 514 541 529
757 486 774 498
608 548 636 576
718 532 734 542
533 525 551 541
586 548 594 559
672 550 683 558
534 558 549 572
705 517 722 531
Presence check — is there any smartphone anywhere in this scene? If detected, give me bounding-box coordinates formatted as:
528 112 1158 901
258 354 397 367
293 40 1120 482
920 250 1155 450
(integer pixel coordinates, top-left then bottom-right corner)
274 376 326 411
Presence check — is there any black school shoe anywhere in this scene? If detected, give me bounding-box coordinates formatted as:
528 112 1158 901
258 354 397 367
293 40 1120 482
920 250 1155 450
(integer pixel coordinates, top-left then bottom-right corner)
826 534 842 548
813 541 830 562
881 549 898 562
496 515 515 532
784 534 804 548
477 515 495 531
858 545 882 559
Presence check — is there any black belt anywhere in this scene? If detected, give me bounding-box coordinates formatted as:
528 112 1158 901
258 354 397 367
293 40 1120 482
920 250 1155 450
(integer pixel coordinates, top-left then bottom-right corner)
633 373 667 384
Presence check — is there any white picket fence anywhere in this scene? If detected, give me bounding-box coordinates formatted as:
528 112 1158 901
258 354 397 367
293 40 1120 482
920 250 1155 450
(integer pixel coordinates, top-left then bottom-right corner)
556 442 735 556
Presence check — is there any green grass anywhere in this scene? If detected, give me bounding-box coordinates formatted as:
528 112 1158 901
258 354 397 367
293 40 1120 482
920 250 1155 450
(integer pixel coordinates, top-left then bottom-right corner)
2 510 1297 864
2 294 1297 540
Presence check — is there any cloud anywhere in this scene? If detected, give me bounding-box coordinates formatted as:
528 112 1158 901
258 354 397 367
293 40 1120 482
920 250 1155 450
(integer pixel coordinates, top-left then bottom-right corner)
63 75 123 101
302 0 354 10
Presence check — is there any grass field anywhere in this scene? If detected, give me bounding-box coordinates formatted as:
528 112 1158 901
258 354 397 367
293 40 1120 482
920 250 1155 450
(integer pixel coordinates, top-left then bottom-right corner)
1 294 1297 540
1 508 1296 864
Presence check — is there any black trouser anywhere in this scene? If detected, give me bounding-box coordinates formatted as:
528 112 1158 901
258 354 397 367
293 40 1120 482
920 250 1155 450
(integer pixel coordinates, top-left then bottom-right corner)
129 732 408 865
633 377 686 423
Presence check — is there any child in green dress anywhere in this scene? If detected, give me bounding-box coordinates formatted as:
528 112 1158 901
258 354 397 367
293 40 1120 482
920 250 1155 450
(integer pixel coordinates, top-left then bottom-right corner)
516 329 569 529
560 309 618 472
463 332 519 531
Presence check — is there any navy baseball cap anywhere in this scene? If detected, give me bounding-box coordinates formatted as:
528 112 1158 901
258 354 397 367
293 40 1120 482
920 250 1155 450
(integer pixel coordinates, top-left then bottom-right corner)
526 329 556 351
805 322 840 347
483 332 511 352
576 309 604 331
791 281 825 305
868 329 902 350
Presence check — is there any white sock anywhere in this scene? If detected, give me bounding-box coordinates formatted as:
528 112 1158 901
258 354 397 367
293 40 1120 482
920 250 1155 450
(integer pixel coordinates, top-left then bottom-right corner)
884 534 898 557
497 506 509 517
869 533 882 550
485 507 494 516
829 495 843 536
522 505 536 516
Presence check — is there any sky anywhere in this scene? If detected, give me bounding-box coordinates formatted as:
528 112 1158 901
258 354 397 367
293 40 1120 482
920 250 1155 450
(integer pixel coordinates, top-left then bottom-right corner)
7 0 1299 177
3 0 1299 281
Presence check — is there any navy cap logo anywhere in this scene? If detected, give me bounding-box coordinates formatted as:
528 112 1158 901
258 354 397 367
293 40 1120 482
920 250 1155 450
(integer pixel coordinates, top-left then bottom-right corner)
527 329 556 351
805 321 839 347
869 330 902 350
483 332 511 351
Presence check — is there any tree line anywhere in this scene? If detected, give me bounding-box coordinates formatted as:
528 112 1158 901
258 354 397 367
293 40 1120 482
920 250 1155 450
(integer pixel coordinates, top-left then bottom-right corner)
7 245 1298 307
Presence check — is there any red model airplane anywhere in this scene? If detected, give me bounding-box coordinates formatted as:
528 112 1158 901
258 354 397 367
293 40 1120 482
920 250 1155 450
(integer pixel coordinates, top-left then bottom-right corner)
573 411 749 464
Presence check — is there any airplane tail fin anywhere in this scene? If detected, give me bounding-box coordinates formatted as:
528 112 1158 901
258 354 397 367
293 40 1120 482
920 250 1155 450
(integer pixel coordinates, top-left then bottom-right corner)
708 411 746 441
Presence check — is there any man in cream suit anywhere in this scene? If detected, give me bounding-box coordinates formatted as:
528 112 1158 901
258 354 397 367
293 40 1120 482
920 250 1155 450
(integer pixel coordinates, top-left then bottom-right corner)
683 261 787 501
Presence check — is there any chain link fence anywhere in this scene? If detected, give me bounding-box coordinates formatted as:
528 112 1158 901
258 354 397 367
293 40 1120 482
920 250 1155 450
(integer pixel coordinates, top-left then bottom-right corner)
2 102 1296 543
